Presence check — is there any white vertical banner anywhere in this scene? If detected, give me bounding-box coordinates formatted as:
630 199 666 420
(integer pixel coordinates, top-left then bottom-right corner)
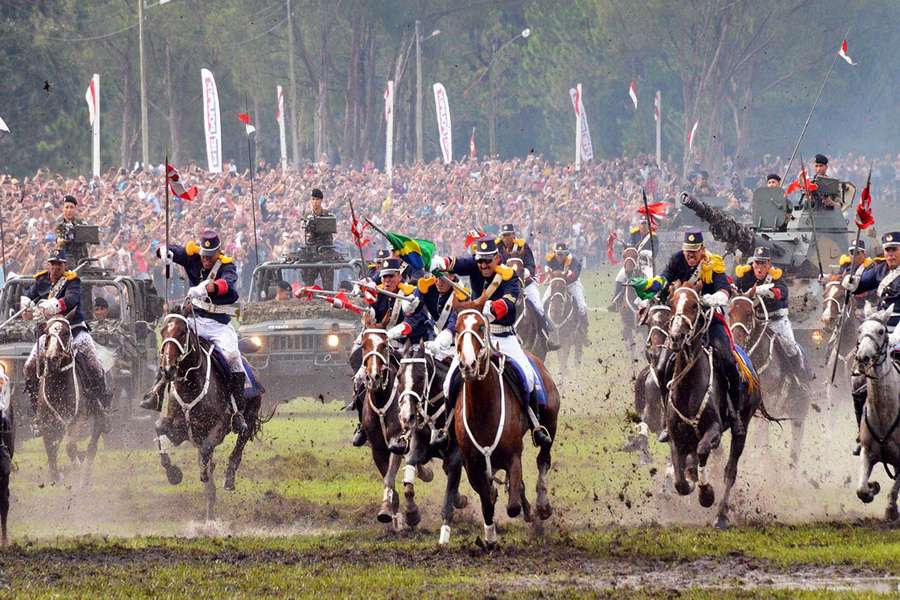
276 85 287 172
569 84 594 169
384 80 394 182
85 74 100 177
570 87 581 171
433 82 452 164
201 68 222 173
654 90 662 167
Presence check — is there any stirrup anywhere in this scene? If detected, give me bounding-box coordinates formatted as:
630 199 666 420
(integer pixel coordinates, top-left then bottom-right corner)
231 412 249 435
531 424 553 448
657 428 669 443
430 427 448 447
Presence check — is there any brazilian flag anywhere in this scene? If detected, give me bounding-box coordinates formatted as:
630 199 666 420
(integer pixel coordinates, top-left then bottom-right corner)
628 275 667 301
383 231 436 271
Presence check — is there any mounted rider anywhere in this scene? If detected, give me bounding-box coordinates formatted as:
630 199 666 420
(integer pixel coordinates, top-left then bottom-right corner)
420 271 465 362
542 242 590 342
644 230 745 440
349 257 435 447
21 249 112 432
608 220 656 311
733 246 811 383
139 229 250 435
496 224 560 349
430 238 553 448
837 239 875 310
842 231 900 453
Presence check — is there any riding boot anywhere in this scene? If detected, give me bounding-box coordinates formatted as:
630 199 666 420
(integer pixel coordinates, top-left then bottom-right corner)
227 372 250 436
430 393 458 448
25 373 40 435
724 367 746 437
528 390 553 448
140 371 166 411
351 382 367 447
655 349 674 443
543 316 561 350
852 377 867 456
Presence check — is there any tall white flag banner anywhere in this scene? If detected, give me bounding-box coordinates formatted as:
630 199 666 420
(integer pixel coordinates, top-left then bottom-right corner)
569 84 594 168
433 83 452 164
384 80 394 182
276 85 287 172
570 87 581 171
0 116 9 133
86 74 100 177
201 68 222 173
654 90 662 167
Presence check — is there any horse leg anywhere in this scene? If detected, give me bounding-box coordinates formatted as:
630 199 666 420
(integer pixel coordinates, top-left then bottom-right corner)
157 434 183 485
696 423 721 509
535 442 554 520
469 465 498 548
79 418 103 489
198 448 216 522
1 452 9 547
856 446 881 503
714 430 747 530
670 444 693 496
439 445 466 545
377 452 402 527
506 453 524 518
224 427 252 492
43 433 62 483
402 461 421 530
789 418 804 469
885 471 900 522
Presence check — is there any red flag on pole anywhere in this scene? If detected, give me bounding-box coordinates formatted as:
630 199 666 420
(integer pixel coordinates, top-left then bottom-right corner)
606 232 620 265
838 39 856 65
85 78 97 127
856 171 874 229
464 228 486 250
784 167 818 197
237 112 256 135
628 80 638 109
167 164 198 201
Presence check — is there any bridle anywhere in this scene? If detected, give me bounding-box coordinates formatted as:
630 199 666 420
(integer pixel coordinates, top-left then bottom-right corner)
856 318 891 378
158 312 213 444
160 313 203 378
456 309 491 381
822 280 845 324
40 317 81 428
362 328 393 391
397 353 445 432
642 304 671 353
44 317 75 371
545 276 573 328
667 287 710 351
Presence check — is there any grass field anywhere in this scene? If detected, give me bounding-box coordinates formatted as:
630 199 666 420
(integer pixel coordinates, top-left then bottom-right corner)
3 269 900 597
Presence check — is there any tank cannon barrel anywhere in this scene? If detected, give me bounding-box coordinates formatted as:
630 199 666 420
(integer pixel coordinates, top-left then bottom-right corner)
679 192 781 258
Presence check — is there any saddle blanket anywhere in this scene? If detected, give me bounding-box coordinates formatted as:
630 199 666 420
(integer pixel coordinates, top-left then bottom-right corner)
207 345 264 399
446 354 547 408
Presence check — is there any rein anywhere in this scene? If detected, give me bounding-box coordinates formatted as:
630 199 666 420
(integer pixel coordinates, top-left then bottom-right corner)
546 277 574 328
398 355 445 431
856 318 900 479
362 329 399 444
667 347 715 440
456 309 492 381
159 313 214 445
40 317 81 429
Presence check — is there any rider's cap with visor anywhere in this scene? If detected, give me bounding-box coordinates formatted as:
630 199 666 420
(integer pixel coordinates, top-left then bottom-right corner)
849 239 866 253
882 232 900 249
379 258 403 275
682 230 704 251
47 249 67 264
473 238 499 260
750 246 771 263
199 229 221 256
500 224 516 235
553 242 569 254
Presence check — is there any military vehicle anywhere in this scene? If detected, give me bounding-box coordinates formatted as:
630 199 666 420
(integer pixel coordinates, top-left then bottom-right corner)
239 251 366 405
682 176 857 364
653 195 728 268
0 264 164 446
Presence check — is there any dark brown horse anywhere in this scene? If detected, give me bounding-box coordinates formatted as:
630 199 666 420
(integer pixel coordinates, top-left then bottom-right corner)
728 293 808 465
451 308 559 546
507 257 550 361
155 313 263 521
35 316 104 487
359 328 431 530
665 286 762 529
626 304 671 463
544 271 583 369
1 363 12 546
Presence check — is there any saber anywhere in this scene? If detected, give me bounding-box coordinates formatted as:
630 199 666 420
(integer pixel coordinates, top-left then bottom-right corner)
351 280 414 301
0 260 94 331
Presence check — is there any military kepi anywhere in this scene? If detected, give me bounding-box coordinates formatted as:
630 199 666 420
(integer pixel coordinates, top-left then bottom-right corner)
47 249 68 263
849 239 866 252
474 238 499 259
682 230 704 251
199 229 221 256
883 232 900 249
553 242 569 254
379 257 403 275
500 224 516 235
750 246 771 262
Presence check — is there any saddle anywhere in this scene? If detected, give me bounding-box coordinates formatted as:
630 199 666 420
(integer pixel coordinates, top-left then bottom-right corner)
447 353 547 408
201 338 265 399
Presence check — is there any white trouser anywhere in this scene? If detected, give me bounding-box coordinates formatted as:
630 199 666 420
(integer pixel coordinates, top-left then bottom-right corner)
766 317 800 358
26 329 101 370
523 280 545 317
442 333 537 399
192 315 245 374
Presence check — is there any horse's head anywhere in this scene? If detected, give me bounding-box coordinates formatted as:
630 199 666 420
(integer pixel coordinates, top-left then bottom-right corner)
456 309 490 381
43 317 74 371
397 341 428 430
361 328 392 392
545 271 570 325
727 295 756 348
622 247 639 275
821 278 845 329
159 313 192 382
644 305 671 361
667 286 702 351
855 305 893 375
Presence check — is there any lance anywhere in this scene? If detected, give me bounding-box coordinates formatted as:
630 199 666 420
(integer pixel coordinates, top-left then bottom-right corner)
0 178 7 286
245 95 260 269
0 260 93 331
164 153 170 308
641 187 656 276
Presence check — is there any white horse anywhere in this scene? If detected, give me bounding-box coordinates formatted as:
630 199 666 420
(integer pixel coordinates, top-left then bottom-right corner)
854 306 900 521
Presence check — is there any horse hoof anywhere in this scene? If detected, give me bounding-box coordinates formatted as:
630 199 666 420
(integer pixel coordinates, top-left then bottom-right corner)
886 505 900 522
674 481 693 496
454 494 469 510
405 509 421 529
417 465 433 482
857 490 875 504
199 471 209 484
166 465 183 486
388 439 409 455
507 504 521 519
537 503 553 521
377 502 393 524
698 485 716 508
714 515 731 530
224 476 236 492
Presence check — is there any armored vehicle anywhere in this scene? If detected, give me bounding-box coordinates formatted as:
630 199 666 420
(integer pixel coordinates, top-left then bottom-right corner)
0 264 164 445
682 179 857 364
654 195 727 266
238 252 366 405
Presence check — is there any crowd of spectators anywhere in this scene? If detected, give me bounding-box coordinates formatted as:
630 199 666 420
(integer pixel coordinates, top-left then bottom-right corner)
1 151 898 292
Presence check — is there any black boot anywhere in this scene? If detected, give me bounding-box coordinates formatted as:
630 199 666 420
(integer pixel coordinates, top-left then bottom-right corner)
543 317 561 351
655 349 674 443
430 394 457 448
351 383 367 447
852 381 866 456
528 390 553 448
724 368 746 437
227 372 249 436
140 372 165 411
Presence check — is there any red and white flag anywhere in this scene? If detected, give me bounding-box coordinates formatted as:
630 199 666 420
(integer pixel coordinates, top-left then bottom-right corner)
688 120 699 153
0 116 9 133
628 80 638 109
167 164 198 201
856 170 874 229
653 90 661 122
85 78 97 127
469 127 477 160
838 39 856 66
237 112 256 135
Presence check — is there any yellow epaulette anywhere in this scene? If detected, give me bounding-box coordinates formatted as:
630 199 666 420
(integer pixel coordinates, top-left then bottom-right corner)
494 237 503 246
219 255 234 264
417 274 436 294
770 267 783 280
839 254 851 267
64 270 78 281
734 264 752 278
874 256 887 263
33 270 48 278
398 282 415 295
700 253 726 284
185 241 200 256
453 287 471 301
544 251 555 262
515 238 526 248
495 264 514 281
862 258 875 269
629 226 640 235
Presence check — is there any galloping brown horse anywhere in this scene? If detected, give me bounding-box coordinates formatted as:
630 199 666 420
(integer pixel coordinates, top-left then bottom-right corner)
155 312 263 521
544 271 583 369
665 286 762 529
35 316 104 487
626 304 671 463
507 257 550 361
1 363 13 546
450 308 559 546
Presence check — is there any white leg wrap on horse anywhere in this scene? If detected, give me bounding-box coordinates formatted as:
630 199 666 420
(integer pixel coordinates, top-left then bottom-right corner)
483 523 497 543
403 464 417 485
382 487 393 503
698 465 710 486
638 421 650 437
439 525 451 545
156 435 172 455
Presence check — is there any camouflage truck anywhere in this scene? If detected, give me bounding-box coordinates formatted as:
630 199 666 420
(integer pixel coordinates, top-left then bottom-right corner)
238 252 366 405
0 264 163 446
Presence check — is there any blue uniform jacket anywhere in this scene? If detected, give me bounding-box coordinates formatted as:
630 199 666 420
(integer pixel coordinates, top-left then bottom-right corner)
170 241 239 324
448 257 520 331
372 282 434 343
545 254 583 280
855 259 900 331
497 239 536 275
26 270 85 327
733 265 789 313
658 252 730 304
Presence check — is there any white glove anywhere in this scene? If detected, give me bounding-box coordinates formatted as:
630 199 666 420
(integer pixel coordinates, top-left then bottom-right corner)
523 268 532 280
20 296 33 312
755 283 775 299
386 323 407 340
157 245 174 262
331 298 344 309
187 283 208 299
434 328 454 348
842 274 860 292
38 298 61 318
430 256 449 271
701 291 729 307
483 301 497 323
636 298 650 310
400 295 420 315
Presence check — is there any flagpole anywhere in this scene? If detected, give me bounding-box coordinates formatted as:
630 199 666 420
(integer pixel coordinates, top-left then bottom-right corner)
348 196 367 266
245 95 260 269
0 182 7 284
655 90 662 168
164 154 170 308
641 188 656 277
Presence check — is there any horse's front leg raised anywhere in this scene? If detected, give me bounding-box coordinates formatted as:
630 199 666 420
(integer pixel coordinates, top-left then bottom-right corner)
697 422 721 509
377 452 402 528
856 445 881 504
715 428 747 529
156 434 183 485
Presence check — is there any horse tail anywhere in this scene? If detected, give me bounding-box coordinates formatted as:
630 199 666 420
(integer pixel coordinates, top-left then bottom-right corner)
246 397 276 441
754 397 786 427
